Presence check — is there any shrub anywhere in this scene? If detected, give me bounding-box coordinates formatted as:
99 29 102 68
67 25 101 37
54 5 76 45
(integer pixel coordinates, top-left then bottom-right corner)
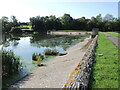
32 53 44 61
32 53 44 66
45 49 59 55
9 27 23 33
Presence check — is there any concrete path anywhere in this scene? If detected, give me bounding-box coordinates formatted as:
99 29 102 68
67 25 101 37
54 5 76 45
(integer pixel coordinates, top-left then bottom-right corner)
10 37 91 88
104 32 120 49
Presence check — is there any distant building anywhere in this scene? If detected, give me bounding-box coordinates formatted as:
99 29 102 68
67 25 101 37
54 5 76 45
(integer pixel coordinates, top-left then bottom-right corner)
118 1 120 18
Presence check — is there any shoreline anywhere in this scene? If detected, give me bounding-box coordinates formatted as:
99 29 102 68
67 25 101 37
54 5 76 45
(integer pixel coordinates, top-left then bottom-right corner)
50 31 91 35
10 35 91 88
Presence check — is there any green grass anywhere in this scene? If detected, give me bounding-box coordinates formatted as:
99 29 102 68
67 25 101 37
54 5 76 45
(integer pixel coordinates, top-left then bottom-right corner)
17 25 32 31
108 32 120 38
89 32 119 88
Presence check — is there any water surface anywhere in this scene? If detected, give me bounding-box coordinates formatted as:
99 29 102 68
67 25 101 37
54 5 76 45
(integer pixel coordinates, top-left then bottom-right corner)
1 33 90 87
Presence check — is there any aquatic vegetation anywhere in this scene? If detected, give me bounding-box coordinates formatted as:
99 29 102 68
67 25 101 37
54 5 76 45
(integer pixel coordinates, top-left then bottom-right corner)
34 34 90 48
32 53 44 61
2 50 22 77
45 49 59 55
32 53 44 66
1 32 91 88
64 42 70 45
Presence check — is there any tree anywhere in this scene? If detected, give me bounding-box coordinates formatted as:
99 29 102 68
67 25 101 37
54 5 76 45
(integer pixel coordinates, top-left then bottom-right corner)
116 18 120 31
95 14 104 31
29 13 118 32
11 15 18 26
96 14 102 22
103 14 115 22
44 15 57 30
77 17 87 30
102 14 116 31
87 16 99 31
30 16 47 34
1 16 12 32
60 13 73 29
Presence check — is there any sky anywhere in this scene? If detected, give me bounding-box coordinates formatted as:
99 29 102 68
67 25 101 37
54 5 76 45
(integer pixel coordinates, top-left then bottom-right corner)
0 0 119 22
118 1 120 18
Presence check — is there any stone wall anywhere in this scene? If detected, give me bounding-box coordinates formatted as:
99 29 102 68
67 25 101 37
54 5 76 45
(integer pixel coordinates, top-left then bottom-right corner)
63 35 98 89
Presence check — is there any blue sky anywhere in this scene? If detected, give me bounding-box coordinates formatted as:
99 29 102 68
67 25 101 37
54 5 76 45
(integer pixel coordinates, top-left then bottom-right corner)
0 0 119 22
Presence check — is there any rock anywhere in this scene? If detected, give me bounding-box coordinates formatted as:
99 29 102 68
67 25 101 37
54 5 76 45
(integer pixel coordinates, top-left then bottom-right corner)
98 54 103 56
37 63 45 67
59 52 67 56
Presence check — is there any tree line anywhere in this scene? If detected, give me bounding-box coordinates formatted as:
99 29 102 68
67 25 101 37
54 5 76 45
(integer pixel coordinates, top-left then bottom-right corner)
1 14 120 33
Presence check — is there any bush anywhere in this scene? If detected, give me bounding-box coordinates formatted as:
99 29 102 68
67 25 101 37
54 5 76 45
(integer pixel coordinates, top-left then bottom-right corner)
45 49 59 55
32 53 44 66
2 50 22 77
9 27 23 33
32 53 44 61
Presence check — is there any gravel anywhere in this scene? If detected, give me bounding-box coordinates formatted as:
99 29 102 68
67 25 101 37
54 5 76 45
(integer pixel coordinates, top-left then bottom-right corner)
104 32 120 49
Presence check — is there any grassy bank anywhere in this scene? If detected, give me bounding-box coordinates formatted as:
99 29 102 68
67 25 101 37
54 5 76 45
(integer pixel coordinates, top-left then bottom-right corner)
107 32 120 38
20 25 32 31
89 32 119 88
14 25 32 31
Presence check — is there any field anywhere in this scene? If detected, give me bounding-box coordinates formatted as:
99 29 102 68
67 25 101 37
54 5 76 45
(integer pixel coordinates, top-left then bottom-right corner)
107 32 120 38
89 32 119 88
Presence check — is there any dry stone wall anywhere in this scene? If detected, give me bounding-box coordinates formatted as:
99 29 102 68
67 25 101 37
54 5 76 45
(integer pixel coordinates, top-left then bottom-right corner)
63 35 98 90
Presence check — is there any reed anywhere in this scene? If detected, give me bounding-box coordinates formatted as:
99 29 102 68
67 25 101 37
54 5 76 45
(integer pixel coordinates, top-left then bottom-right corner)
2 50 22 77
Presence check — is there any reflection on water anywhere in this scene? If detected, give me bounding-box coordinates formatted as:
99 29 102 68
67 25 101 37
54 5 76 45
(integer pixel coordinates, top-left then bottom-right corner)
1 34 66 74
1 33 89 87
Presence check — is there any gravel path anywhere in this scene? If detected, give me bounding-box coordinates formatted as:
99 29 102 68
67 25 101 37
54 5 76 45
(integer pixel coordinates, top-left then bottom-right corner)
104 32 120 49
10 37 91 88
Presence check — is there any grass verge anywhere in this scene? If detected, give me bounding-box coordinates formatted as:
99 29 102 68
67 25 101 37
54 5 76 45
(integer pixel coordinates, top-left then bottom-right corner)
89 32 119 88
107 32 120 38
